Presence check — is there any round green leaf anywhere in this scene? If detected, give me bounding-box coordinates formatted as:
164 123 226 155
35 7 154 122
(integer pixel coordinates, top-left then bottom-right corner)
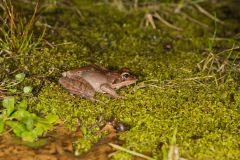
2 97 15 116
2 97 15 108
15 73 25 82
35 120 52 131
32 127 45 136
23 117 34 130
23 86 33 93
8 89 17 93
17 99 28 110
10 110 32 121
21 131 37 142
6 121 27 137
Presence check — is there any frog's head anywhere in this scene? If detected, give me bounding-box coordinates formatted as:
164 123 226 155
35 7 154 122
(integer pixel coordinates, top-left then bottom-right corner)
110 68 137 89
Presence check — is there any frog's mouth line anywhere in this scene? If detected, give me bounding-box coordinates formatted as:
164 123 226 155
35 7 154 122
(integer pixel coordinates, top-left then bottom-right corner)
113 79 137 89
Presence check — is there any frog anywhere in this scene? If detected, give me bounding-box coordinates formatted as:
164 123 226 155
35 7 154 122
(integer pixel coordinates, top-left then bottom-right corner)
59 64 137 102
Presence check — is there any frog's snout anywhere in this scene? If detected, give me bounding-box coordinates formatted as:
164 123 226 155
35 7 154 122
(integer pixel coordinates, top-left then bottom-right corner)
62 72 67 77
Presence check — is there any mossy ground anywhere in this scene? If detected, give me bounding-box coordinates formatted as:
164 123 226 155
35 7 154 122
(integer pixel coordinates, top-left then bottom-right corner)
1 0 240 159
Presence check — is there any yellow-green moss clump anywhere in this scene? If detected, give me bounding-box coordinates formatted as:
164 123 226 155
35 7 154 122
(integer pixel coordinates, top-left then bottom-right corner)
1 0 240 159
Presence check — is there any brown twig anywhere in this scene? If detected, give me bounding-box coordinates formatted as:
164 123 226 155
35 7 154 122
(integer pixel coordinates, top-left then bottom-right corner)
153 12 182 31
191 2 224 25
144 13 156 29
180 11 209 28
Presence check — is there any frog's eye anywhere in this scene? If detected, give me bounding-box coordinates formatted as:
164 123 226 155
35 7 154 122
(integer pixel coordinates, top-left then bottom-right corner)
121 72 130 79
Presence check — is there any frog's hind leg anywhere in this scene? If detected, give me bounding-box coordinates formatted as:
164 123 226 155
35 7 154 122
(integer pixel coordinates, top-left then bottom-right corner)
59 77 95 99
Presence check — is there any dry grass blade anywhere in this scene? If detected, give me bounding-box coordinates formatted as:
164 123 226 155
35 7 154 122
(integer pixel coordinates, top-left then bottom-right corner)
0 0 45 56
134 0 138 9
197 44 240 84
174 0 185 13
191 2 224 25
3 0 16 32
183 75 215 81
180 11 209 28
202 52 214 72
217 46 240 55
109 143 155 160
168 145 179 160
217 59 228 73
144 13 156 29
153 12 182 31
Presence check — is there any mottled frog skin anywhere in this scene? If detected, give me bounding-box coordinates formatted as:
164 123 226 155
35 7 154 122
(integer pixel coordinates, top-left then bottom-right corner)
59 64 137 102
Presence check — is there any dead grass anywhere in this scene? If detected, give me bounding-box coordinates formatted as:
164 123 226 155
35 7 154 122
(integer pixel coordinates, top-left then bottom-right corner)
0 0 45 57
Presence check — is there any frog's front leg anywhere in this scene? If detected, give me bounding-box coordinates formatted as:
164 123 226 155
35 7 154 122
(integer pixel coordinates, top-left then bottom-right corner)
100 84 124 99
59 77 96 100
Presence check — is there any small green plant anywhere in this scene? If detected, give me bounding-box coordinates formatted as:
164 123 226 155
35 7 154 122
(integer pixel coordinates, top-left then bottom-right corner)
0 73 31 97
0 96 59 142
0 0 45 56
197 15 239 84
161 128 181 160
73 127 101 156
0 72 59 142
197 44 240 84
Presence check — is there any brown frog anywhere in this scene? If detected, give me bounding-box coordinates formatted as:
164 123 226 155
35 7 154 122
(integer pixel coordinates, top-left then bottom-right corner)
59 64 137 102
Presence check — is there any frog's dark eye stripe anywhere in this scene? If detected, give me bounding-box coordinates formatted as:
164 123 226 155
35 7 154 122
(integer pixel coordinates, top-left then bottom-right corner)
121 72 130 79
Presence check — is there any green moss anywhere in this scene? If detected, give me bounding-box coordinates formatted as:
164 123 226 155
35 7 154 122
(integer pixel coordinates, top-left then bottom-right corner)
1 0 240 159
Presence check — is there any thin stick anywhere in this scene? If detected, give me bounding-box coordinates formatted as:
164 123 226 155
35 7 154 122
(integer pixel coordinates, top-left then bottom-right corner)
208 37 236 41
180 11 209 28
109 143 155 160
183 75 215 81
191 2 224 25
134 0 138 9
145 13 156 29
174 0 185 13
217 46 240 55
153 12 182 31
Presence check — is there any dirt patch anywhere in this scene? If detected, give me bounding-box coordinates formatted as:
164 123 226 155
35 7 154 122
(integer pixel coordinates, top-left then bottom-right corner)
0 122 123 160
0 125 79 160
